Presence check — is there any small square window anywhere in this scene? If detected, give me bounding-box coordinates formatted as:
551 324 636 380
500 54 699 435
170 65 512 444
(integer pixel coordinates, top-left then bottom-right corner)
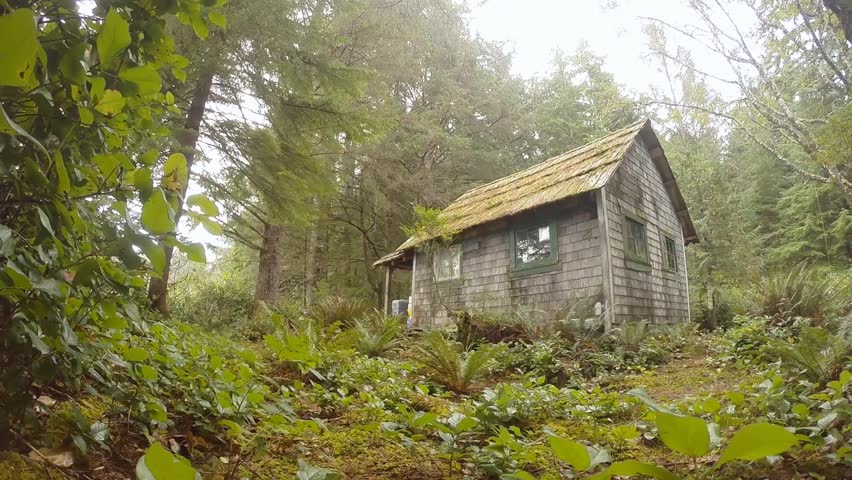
663 236 678 272
624 216 648 263
514 224 554 265
433 245 461 282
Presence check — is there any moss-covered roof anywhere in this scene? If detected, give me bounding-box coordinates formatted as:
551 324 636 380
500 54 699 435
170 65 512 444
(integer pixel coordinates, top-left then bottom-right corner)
375 119 697 267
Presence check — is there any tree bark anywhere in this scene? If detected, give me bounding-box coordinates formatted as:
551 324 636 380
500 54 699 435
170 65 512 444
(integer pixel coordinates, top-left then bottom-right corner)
254 222 285 313
305 224 318 307
823 0 852 44
147 67 216 316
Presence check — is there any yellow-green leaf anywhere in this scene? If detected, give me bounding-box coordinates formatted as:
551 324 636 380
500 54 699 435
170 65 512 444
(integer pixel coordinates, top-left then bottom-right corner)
190 14 209 39
656 412 710 458
177 242 206 263
187 194 219 216
208 11 227 29
97 8 131 67
94 89 125 115
141 188 176 235
140 365 159 381
79 107 94 126
124 347 149 362
119 65 162 95
201 217 223 235
54 151 70 194
548 436 591 471
162 153 188 189
716 423 798 467
0 9 40 87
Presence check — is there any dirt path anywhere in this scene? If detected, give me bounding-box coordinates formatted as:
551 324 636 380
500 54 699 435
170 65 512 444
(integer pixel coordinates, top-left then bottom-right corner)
616 349 746 403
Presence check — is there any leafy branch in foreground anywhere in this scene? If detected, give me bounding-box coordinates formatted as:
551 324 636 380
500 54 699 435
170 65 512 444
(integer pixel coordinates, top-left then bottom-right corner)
0 1 222 443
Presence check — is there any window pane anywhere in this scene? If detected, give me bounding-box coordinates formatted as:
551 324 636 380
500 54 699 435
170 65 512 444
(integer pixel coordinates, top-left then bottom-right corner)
433 245 461 281
625 217 647 262
515 224 552 264
665 236 678 271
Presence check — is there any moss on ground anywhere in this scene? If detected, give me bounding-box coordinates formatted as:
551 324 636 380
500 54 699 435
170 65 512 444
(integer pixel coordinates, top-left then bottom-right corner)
43 396 110 447
615 354 745 403
0 452 41 480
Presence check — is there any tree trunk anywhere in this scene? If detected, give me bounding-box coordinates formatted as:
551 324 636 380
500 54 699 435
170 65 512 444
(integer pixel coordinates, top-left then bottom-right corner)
305 224 318 307
254 222 285 313
147 67 216 316
824 0 852 44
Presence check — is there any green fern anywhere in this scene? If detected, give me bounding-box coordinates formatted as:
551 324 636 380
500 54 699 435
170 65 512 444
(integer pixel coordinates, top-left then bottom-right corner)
773 327 850 383
415 331 504 392
614 320 650 351
309 296 370 326
351 311 403 357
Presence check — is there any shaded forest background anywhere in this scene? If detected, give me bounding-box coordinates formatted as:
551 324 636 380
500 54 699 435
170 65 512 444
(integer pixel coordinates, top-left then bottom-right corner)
167 0 851 330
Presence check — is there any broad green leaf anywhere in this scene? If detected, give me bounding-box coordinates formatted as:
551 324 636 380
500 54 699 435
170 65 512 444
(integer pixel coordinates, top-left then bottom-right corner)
656 412 710 458
94 89 126 115
791 403 809 417
500 472 536 480
1 106 49 158
142 242 166 273
218 419 243 438
135 443 200 480
89 76 106 101
0 9 40 87
716 423 798 467
296 459 341 480
141 188 175 234
97 8 131 67
37 208 55 235
628 388 676 414
589 460 681 480
216 391 233 409
177 242 206 263
79 107 94 126
131 167 154 192
548 436 590 471
140 365 159 381
139 150 159 165
186 194 219 216
54 152 70 194
124 347 150 362
208 11 227 29
190 14 209 39
201 218 223 235
59 43 88 85
5 261 32 289
163 153 188 189
119 65 162 95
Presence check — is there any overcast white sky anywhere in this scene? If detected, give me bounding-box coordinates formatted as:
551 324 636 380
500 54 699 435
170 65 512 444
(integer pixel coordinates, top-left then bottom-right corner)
465 0 741 97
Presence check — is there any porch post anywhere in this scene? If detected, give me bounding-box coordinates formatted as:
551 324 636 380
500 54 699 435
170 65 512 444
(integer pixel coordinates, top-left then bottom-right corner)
383 266 393 314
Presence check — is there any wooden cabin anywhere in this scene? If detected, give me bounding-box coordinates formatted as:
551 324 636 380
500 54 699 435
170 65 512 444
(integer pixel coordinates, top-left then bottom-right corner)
374 119 698 329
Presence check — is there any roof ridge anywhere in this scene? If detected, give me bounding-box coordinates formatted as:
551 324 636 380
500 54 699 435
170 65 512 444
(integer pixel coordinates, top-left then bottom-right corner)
455 118 648 201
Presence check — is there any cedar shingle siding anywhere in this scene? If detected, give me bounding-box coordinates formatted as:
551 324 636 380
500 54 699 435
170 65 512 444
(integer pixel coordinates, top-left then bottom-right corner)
376 119 697 328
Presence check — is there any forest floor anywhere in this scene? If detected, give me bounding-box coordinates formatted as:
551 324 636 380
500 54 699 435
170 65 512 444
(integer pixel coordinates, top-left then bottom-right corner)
3 317 850 480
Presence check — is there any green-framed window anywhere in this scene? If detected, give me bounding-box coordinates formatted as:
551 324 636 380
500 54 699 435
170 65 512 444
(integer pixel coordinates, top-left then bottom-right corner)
663 235 678 272
623 214 649 265
432 244 461 282
510 220 559 275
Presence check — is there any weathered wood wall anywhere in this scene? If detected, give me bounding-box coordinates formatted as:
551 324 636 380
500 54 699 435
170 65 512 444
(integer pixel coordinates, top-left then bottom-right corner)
601 137 690 324
410 195 605 325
